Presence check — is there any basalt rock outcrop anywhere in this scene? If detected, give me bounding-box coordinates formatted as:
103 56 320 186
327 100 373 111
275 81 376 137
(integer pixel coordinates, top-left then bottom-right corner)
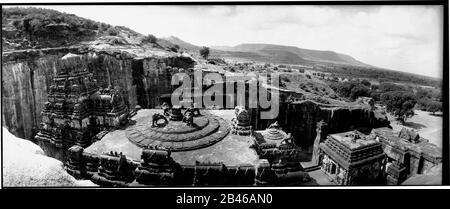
2 46 196 140
250 100 390 153
66 147 311 186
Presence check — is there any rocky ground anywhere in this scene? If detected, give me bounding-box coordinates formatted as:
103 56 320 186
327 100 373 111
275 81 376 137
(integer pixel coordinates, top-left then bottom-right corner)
2 127 97 187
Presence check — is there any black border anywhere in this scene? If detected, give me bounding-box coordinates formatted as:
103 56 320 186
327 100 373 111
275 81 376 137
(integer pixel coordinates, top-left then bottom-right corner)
0 0 448 189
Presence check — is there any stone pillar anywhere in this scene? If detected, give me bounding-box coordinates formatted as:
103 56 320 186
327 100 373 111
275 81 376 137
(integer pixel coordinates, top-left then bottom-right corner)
312 121 328 165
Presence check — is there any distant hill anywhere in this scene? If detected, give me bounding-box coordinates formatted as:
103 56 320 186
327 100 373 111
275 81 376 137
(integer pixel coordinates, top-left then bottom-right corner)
213 43 368 66
163 36 201 52
162 36 440 87
162 36 368 66
1 7 173 52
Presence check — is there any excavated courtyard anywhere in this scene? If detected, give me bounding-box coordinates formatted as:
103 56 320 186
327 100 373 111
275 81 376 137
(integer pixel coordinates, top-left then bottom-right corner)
85 109 259 166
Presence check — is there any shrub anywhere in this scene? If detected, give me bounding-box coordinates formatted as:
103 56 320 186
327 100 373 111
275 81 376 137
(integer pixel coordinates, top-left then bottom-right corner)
361 79 371 87
142 34 157 44
170 44 180 52
427 101 442 114
106 27 118 36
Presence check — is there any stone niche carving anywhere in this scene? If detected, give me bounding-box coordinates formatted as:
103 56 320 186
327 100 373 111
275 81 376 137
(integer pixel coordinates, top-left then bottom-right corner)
231 106 252 136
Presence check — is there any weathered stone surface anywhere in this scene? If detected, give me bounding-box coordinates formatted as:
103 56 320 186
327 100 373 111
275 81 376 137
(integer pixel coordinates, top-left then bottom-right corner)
125 110 229 151
2 47 195 140
251 100 389 153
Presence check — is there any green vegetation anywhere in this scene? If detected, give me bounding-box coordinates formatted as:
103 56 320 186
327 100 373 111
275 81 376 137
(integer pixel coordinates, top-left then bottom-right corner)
170 44 180 52
142 34 157 44
329 80 371 100
426 101 442 115
381 91 417 123
328 78 441 121
315 64 441 89
199 47 210 59
2 7 114 49
415 87 442 114
106 27 119 36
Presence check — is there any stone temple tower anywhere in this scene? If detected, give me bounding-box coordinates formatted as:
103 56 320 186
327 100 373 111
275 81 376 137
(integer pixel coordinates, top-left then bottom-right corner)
35 54 129 151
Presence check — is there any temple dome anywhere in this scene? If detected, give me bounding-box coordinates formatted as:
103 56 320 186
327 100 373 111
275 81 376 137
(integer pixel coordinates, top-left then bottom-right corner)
255 122 291 145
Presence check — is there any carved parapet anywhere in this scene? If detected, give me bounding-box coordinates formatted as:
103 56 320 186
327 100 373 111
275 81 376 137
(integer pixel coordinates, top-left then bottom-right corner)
91 152 137 187
193 161 227 185
83 152 100 178
275 170 310 185
226 164 256 185
255 160 276 185
135 149 180 185
175 165 196 186
386 163 407 185
65 145 85 179
259 143 277 150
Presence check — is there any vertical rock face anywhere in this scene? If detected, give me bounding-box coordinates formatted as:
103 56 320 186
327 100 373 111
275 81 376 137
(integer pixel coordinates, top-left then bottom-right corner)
2 48 195 140
2 55 62 140
87 54 136 109
251 100 389 152
285 101 389 152
137 57 195 108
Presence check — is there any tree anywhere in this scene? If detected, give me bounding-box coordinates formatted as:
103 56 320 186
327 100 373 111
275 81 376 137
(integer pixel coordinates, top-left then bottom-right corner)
349 85 370 100
199 46 210 59
142 34 157 44
427 101 442 115
106 27 118 36
170 44 180 52
381 91 417 123
378 82 406 93
361 79 371 87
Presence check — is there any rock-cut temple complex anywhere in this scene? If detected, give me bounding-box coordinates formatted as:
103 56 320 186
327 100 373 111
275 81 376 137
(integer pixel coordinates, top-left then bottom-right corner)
27 55 442 186
316 130 387 185
35 61 130 153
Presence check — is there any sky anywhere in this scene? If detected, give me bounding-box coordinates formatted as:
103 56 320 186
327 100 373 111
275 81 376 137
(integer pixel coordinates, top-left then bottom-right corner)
23 5 443 78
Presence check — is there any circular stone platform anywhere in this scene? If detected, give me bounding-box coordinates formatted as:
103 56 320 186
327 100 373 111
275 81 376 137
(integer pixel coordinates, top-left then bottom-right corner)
125 110 230 151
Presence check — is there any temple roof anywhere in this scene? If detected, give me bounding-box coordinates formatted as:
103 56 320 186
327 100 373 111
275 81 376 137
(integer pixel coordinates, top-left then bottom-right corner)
371 127 441 162
329 131 378 151
319 130 385 169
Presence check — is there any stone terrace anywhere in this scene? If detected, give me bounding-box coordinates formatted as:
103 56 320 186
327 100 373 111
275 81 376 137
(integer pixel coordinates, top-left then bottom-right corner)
85 109 258 166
